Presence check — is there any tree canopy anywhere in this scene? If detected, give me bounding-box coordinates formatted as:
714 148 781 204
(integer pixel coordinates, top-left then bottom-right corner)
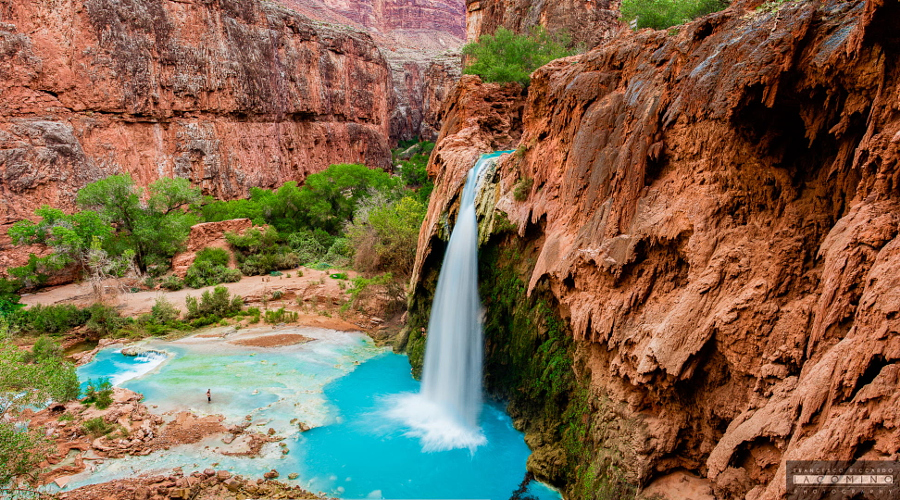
462 27 575 86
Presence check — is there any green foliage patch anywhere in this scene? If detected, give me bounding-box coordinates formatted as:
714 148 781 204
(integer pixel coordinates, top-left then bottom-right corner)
1 329 79 488
185 286 243 325
620 0 729 30
263 307 298 324
82 378 113 409
346 196 426 278
462 27 575 86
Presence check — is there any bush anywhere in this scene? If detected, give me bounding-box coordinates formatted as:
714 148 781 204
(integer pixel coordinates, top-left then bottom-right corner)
514 177 534 201
620 0 729 29
346 196 426 277
286 230 327 264
11 304 90 334
238 252 300 276
185 286 243 320
85 304 126 337
24 336 63 364
81 417 116 437
82 378 113 409
462 27 574 86
193 247 230 267
323 238 353 267
184 260 242 289
263 307 298 324
246 307 261 324
159 275 185 291
226 227 300 276
0 278 23 317
150 297 180 324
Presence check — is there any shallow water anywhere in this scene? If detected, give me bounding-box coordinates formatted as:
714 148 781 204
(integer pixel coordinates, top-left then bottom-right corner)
69 329 561 500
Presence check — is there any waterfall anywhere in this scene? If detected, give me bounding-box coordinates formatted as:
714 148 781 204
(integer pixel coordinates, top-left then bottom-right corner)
419 154 493 428
386 152 508 452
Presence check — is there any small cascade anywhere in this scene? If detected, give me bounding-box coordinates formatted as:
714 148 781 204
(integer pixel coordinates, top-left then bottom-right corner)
387 151 509 452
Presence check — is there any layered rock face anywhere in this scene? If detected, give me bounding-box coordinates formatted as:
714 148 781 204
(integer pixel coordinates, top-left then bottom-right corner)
277 0 466 141
279 0 465 43
465 0 621 48
0 0 393 229
414 0 900 498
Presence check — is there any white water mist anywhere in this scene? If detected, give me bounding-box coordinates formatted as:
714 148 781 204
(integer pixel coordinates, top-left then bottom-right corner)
419 155 492 426
387 153 505 452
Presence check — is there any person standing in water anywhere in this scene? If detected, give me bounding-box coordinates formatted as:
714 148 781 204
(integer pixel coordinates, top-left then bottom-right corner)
207 389 211 403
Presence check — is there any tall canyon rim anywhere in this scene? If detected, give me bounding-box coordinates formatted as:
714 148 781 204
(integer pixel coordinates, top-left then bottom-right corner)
0 0 464 244
410 0 900 499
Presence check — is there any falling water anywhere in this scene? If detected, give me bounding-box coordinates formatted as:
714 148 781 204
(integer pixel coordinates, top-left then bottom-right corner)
387 152 509 452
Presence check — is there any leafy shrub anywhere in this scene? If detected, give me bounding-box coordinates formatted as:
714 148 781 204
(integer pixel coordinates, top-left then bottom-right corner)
11 304 90 334
514 177 534 201
286 230 327 264
238 252 300 276
150 297 180 324
620 0 729 29
246 307 261 324
185 286 243 320
82 378 113 409
330 273 349 280
263 308 298 324
271 290 283 300
323 238 353 267
1 333 79 487
193 247 230 267
184 260 242 289
0 278 23 317
24 336 63 364
159 275 185 291
462 27 574 86
85 304 126 337
81 417 115 437
226 227 300 276
346 196 426 277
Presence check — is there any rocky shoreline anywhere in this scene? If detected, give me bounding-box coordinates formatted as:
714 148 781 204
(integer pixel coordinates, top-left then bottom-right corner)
24 386 309 499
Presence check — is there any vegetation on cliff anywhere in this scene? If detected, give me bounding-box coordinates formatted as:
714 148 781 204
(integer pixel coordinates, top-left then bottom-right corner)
620 0 729 29
462 27 575 86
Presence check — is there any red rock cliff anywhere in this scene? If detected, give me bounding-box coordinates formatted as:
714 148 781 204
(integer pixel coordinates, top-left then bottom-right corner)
277 0 466 141
415 0 900 498
465 0 621 48
0 0 393 228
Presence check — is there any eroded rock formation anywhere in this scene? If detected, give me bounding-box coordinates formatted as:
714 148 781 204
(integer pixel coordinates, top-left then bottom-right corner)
0 0 393 230
465 0 621 47
413 0 900 498
276 0 466 141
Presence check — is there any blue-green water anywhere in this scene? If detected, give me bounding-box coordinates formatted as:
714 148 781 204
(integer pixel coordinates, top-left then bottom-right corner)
70 330 560 500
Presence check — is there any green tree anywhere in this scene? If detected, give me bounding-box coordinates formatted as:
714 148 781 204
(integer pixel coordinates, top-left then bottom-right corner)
346 195 426 277
202 164 399 235
294 164 400 234
462 27 574 86
7 206 114 287
0 324 79 488
620 0 729 30
76 175 201 272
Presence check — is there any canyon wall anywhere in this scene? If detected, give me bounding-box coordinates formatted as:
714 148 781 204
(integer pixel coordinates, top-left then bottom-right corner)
0 0 393 230
412 0 900 498
278 0 466 141
465 0 621 47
